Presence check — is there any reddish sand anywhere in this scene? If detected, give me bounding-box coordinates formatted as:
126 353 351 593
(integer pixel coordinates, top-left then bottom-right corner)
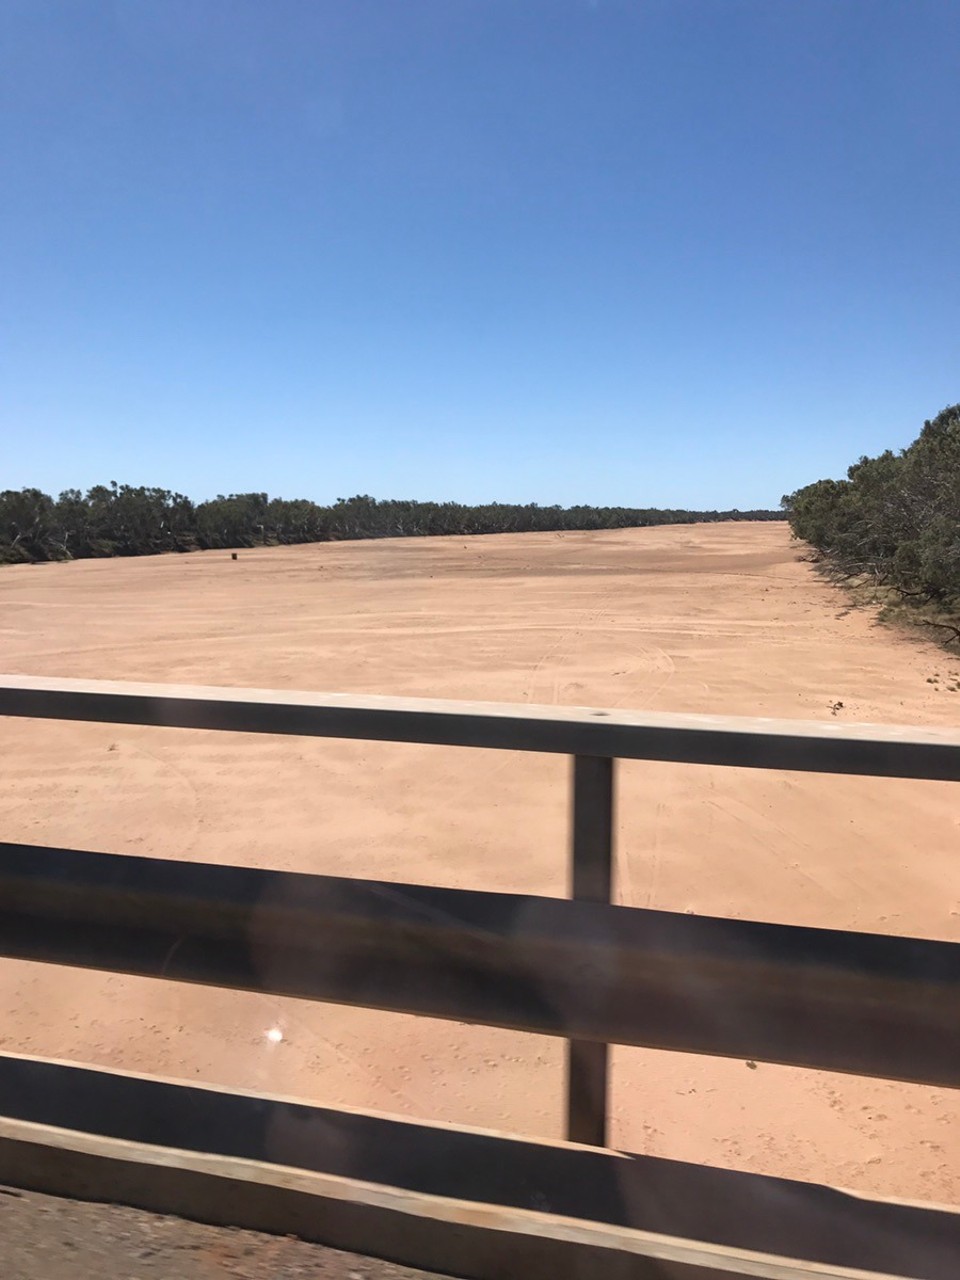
0 522 957 1204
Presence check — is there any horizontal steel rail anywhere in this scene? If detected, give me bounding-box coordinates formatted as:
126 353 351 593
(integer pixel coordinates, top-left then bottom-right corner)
2 841 959 1089
2 672 960 1279
2 674 960 778
2 1051 958 1280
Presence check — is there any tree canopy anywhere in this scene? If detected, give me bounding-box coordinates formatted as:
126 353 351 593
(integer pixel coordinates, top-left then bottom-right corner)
0 484 780 565
0 483 783 565
782 404 960 641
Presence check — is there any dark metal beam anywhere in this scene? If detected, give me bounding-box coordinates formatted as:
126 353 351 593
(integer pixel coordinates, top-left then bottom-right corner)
2 675 959 779
1 842 958 1088
566 756 614 1146
2 1051 958 1280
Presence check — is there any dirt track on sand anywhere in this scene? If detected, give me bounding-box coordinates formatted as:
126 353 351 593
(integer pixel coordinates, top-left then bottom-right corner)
1 522 957 1205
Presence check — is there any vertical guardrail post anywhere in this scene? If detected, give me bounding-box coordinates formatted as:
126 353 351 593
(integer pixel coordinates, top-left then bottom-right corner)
565 754 615 1146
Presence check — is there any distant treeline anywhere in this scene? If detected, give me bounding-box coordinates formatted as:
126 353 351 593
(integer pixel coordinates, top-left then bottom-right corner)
782 403 960 642
0 486 781 564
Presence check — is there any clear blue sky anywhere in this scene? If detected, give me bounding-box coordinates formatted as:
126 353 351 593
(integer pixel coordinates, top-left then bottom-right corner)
2 1 957 510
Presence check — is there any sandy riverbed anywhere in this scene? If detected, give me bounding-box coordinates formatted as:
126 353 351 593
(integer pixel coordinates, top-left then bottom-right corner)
1 521 957 1203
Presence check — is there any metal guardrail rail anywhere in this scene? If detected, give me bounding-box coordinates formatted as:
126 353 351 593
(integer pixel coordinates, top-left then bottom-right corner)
1 675 959 1279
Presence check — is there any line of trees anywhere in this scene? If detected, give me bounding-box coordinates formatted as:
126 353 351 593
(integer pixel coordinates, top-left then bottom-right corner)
782 403 960 642
0 484 781 565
